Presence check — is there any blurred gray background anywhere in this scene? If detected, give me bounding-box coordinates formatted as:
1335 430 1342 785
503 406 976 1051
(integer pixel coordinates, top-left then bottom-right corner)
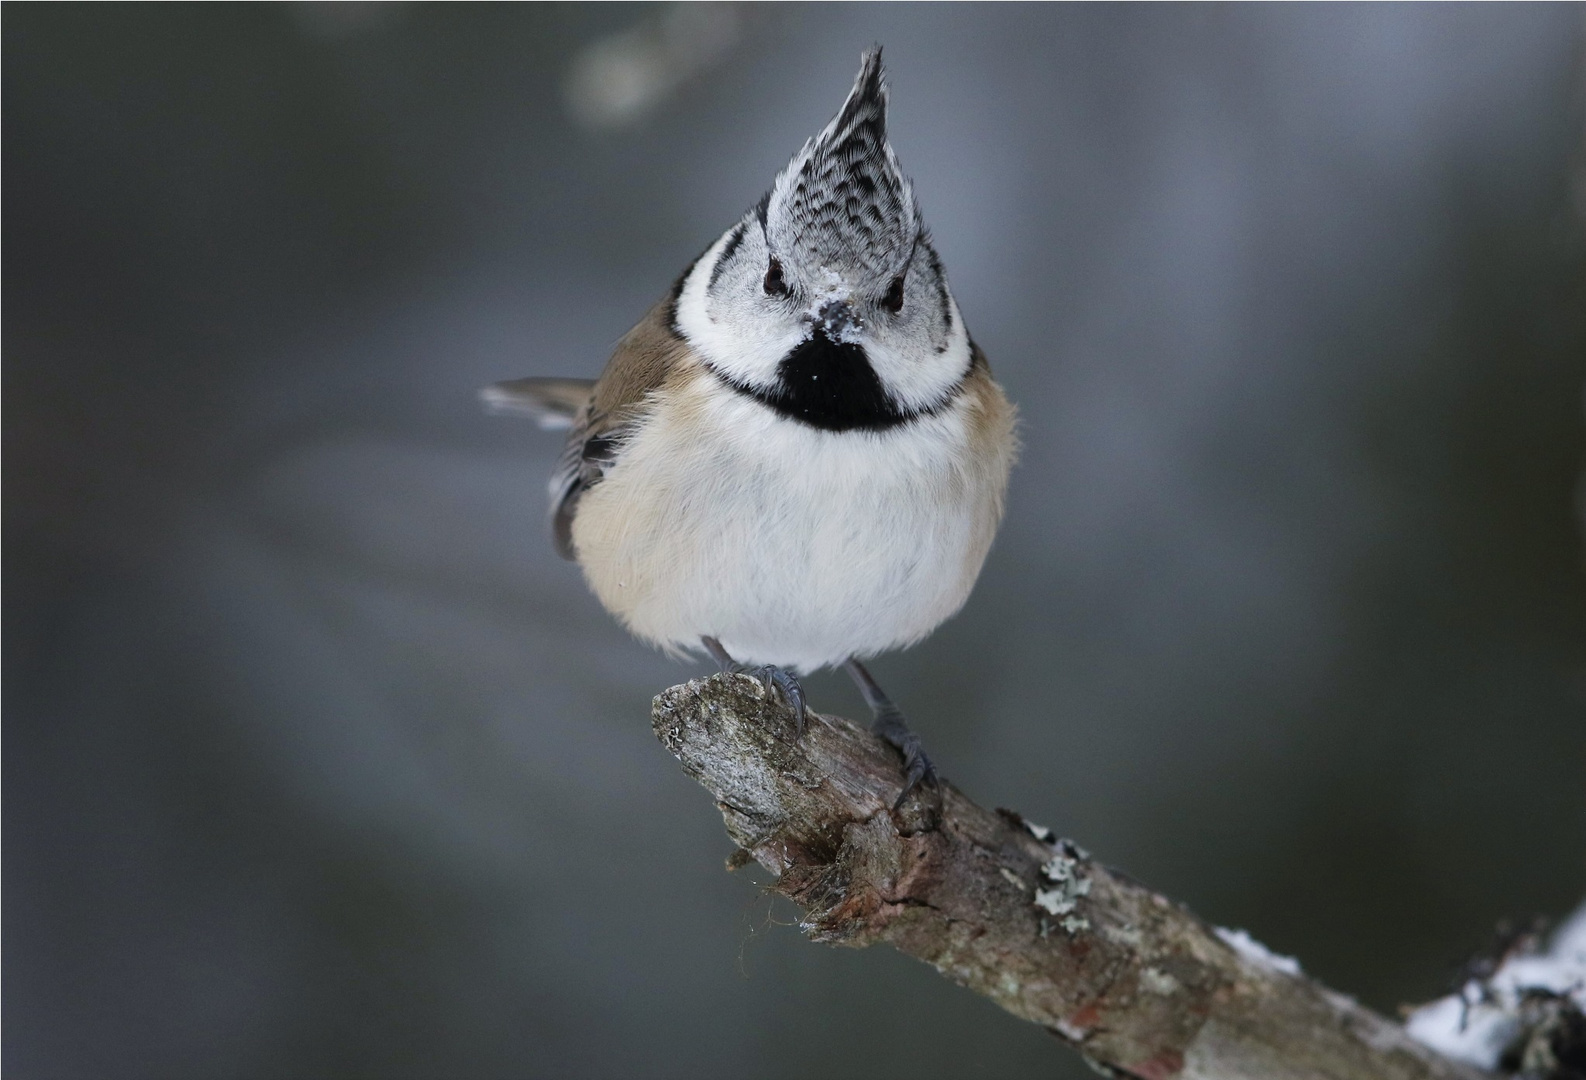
6 5 1585 1078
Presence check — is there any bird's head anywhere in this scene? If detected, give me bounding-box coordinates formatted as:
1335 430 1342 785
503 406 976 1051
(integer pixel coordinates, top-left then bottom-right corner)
675 48 972 430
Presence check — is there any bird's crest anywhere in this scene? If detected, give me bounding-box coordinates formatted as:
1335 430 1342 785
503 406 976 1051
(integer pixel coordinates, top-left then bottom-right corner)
764 48 918 288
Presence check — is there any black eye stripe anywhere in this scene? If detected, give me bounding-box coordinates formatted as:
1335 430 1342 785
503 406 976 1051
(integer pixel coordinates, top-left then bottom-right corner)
926 243 952 338
707 222 747 290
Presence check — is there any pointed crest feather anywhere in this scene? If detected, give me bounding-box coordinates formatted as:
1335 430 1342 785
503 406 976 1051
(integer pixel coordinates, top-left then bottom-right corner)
765 47 918 286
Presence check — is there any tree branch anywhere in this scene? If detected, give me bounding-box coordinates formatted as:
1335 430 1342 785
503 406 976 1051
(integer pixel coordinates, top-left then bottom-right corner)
652 674 1488 1080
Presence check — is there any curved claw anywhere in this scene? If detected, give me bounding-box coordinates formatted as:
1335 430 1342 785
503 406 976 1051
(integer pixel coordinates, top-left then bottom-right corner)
891 734 939 810
750 665 806 738
868 704 938 808
698 639 807 738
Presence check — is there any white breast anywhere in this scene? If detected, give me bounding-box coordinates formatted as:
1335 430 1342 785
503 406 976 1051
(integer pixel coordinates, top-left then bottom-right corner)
570 367 1011 672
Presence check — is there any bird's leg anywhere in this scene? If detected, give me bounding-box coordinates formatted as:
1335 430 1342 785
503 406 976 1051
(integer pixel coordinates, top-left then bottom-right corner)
844 658 937 807
699 635 737 674
700 636 807 737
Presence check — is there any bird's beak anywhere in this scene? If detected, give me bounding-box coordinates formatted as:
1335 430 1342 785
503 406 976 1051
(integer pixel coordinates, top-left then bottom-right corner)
811 297 862 341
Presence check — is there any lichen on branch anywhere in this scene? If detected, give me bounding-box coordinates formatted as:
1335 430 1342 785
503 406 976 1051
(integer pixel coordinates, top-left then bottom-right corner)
652 674 1486 1080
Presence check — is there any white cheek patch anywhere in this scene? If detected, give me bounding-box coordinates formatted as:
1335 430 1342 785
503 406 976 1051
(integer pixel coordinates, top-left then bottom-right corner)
675 228 804 390
865 292 972 413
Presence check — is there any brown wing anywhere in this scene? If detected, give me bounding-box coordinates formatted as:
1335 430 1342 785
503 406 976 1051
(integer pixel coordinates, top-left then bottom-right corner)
551 295 693 559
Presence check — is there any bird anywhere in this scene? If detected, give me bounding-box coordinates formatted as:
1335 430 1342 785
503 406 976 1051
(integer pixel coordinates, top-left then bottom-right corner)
484 48 1016 801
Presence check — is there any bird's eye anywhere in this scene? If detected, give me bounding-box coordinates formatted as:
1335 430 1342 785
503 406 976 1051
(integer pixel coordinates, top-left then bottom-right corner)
763 258 788 298
881 272 906 314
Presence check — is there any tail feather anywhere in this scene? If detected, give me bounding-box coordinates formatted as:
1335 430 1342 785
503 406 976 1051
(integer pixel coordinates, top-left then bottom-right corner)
480 377 596 430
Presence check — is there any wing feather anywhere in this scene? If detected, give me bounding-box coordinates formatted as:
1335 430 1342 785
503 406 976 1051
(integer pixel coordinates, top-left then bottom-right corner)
548 296 693 559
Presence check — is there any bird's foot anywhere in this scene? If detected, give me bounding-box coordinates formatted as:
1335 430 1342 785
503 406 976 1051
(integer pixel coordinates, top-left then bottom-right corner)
700 637 806 737
871 705 938 808
743 665 806 738
843 658 940 809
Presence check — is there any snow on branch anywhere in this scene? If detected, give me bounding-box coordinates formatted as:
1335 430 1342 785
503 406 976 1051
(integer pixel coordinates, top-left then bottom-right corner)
652 674 1491 1080
1406 904 1586 1076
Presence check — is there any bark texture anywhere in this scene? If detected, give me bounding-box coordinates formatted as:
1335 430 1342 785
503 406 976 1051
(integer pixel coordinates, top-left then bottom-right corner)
652 674 1489 1080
